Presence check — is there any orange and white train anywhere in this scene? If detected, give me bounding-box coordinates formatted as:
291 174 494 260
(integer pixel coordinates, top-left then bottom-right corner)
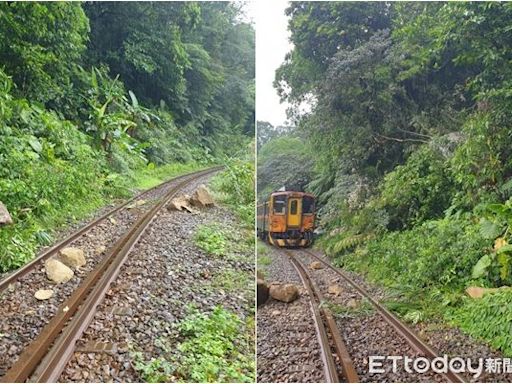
257 191 315 247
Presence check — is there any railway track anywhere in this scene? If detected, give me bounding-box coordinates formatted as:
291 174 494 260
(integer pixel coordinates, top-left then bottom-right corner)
283 249 359 383
0 167 220 382
287 248 466 383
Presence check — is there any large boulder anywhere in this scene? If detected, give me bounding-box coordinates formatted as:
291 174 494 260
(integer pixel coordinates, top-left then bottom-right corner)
257 279 269 306
190 185 215 207
167 194 197 213
269 283 299 303
0 202 13 226
45 259 74 283
58 247 86 269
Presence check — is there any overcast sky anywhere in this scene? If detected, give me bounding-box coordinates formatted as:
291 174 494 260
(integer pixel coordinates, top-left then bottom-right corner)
254 1 291 127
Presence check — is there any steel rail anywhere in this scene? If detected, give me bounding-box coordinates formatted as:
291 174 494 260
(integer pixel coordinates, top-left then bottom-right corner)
283 249 340 383
288 252 359 383
0 167 220 383
0 166 220 293
301 249 466 383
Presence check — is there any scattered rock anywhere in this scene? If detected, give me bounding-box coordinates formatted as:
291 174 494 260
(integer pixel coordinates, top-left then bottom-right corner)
0 201 13 226
200 269 211 279
271 310 281 316
466 286 510 299
347 299 358 308
327 284 343 296
95 245 107 255
190 185 215 207
109 217 117 225
58 247 86 269
45 259 74 283
34 289 54 300
310 261 322 270
257 279 269 306
269 283 299 303
127 200 146 209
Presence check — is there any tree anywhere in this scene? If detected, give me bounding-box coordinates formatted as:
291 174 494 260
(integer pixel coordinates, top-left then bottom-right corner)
0 2 89 107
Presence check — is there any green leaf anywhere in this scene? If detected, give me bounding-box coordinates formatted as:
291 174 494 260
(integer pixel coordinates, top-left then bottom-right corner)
472 254 492 278
496 244 512 254
128 90 139 108
479 218 502 239
497 253 510 280
28 136 42 153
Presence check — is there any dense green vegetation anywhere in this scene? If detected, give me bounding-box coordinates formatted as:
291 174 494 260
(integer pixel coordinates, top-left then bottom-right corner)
133 306 254 383
257 121 312 200
210 143 255 226
0 2 254 272
264 2 512 355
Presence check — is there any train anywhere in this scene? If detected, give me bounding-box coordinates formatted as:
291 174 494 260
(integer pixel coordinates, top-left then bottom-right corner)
257 191 316 247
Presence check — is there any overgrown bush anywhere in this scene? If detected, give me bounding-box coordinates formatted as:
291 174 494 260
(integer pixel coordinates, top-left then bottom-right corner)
193 224 227 257
211 150 255 226
450 112 512 209
0 69 128 271
337 215 488 290
175 306 254 382
448 290 512 356
378 145 457 230
471 199 512 286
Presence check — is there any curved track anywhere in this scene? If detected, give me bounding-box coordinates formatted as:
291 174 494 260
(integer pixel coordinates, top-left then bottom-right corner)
0 167 220 383
0 167 220 293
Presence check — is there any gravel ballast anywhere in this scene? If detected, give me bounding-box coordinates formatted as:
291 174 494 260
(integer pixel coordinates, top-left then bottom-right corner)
58 176 255 382
0 172 215 377
257 243 325 383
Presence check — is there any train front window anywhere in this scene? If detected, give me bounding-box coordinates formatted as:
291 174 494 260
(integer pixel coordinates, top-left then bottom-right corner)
303 196 314 214
290 200 297 215
273 196 286 215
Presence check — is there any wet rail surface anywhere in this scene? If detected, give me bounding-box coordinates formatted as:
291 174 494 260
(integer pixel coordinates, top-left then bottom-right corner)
0 167 220 383
289 248 465 383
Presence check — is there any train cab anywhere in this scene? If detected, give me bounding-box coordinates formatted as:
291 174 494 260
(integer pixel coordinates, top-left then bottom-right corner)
257 191 315 247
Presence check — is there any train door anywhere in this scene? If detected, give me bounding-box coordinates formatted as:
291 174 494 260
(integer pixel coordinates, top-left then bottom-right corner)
287 198 301 227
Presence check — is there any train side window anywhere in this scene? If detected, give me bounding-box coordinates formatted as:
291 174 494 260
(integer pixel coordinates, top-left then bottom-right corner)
290 200 297 215
303 196 314 214
273 196 286 215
